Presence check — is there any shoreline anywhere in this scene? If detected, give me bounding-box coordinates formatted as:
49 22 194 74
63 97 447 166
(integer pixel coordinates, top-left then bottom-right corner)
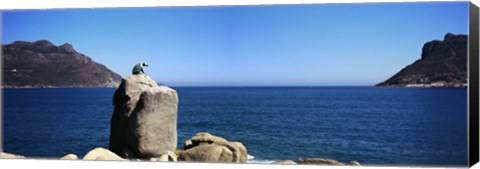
0 150 362 166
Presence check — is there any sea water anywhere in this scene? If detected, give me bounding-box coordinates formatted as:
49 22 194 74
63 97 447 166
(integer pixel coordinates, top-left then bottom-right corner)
2 87 467 166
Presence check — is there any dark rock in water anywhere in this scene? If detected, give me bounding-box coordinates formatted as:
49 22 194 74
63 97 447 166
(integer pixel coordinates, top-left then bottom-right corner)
110 74 178 159
2 40 122 88
376 33 467 87
180 132 247 163
297 158 345 165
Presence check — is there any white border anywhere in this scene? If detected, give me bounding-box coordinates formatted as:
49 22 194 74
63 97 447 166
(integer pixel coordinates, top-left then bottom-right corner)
0 0 478 169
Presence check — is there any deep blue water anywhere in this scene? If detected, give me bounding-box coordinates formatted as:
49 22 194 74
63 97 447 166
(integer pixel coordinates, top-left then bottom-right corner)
2 87 467 166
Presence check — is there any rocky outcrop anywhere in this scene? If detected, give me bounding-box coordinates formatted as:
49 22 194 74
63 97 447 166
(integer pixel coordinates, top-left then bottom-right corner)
179 132 247 163
2 40 122 88
83 147 125 160
110 74 178 159
376 33 467 87
0 152 26 159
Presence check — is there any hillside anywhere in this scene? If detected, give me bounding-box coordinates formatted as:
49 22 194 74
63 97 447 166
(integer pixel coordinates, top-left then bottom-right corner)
376 33 467 87
2 40 122 88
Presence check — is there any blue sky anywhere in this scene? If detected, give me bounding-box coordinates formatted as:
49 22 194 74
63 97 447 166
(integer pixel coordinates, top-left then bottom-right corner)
2 2 469 86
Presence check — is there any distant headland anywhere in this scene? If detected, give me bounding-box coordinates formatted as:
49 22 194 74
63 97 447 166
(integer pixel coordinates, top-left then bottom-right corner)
376 33 468 88
2 40 122 88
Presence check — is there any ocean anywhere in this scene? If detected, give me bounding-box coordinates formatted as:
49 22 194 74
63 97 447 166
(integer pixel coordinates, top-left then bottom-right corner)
1 87 468 166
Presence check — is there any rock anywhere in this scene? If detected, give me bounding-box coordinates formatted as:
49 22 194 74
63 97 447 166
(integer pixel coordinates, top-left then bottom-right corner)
229 142 248 163
60 154 79 160
126 86 178 158
83 147 124 161
0 152 26 159
184 132 230 149
120 147 136 159
109 74 158 156
271 160 297 165
347 161 361 166
110 74 178 159
175 149 184 157
178 144 233 163
183 132 247 163
150 151 178 162
297 158 345 165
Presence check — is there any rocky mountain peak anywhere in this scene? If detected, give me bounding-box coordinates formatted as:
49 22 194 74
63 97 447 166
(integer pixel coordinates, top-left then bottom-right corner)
59 43 75 53
421 33 467 60
2 40 123 88
376 33 467 88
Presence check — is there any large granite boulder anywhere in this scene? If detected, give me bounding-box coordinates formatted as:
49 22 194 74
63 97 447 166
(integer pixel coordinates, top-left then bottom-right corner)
83 147 125 161
109 74 178 158
180 132 247 163
126 86 178 158
178 144 233 163
184 132 230 149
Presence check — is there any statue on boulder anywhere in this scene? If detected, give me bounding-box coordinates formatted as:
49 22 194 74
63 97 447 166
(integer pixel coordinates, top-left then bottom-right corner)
132 62 148 74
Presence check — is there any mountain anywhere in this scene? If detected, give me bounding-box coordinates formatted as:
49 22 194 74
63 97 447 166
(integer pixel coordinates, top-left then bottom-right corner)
2 40 123 88
376 33 467 88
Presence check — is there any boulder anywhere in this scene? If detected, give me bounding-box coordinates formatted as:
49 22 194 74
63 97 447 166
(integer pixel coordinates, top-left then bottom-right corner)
126 86 178 158
271 160 297 165
297 158 345 165
83 147 125 161
150 151 178 162
0 152 26 159
110 74 158 156
60 154 79 160
182 132 247 163
175 149 184 157
229 141 248 163
110 74 178 159
347 161 362 166
184 132 230 149
178 144 233 163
